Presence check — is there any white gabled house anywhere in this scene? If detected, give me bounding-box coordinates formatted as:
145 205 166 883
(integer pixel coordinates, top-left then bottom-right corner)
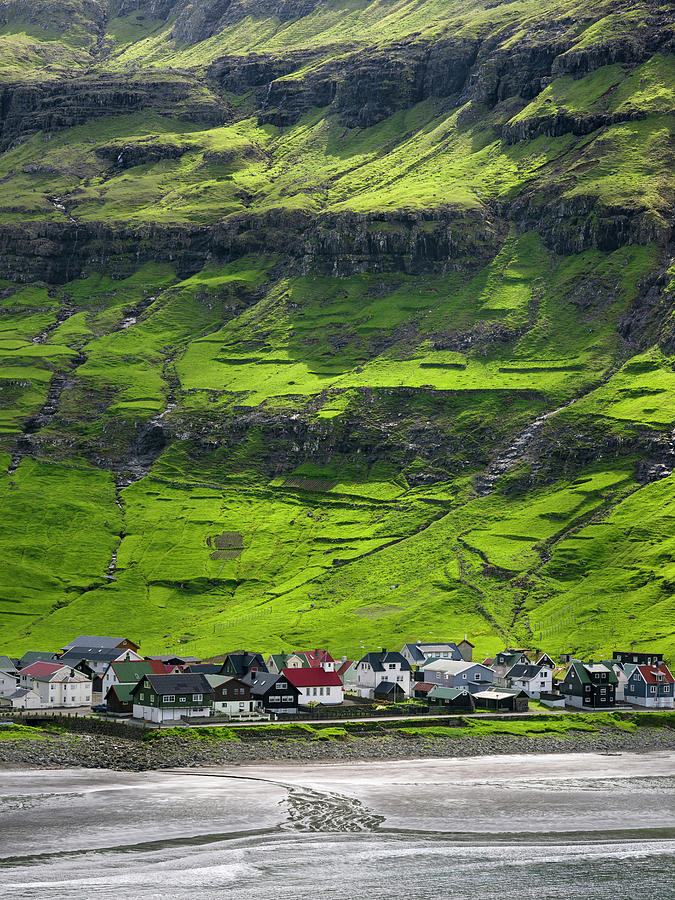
19 662 92 707
505 663 552 698
355 651 412 699
282 667 344 705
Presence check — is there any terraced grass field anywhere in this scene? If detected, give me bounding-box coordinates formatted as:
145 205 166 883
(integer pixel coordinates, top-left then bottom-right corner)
0 0 672 660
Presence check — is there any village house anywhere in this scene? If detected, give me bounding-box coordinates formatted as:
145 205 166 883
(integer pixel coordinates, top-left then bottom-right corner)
182 664 223 675
1 687 42 710
283 667 344 705
267 649 336 673
505 663 552 698
355 650 412 699
205 675 257 717
427 685 476 712
474 688 529 712
19 662 92 708
16 651 56 670
457 637 475 662
419 659 494 694
335 658 358 690
58 646 143 690
622 662 674 708
400 642 463 667
104 683 135 715
220 651 268 679
244 671 300 715
131 673 213 723
412 681 435 700
613 650 664 667
559 660 617 709
491 649 531 682
266 652 304 673
101 659 167 699
59 635 140 655
0 656 19 698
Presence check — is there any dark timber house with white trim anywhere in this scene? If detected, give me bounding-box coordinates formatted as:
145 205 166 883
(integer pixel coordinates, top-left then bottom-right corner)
559 660 617 709
131 673 213 723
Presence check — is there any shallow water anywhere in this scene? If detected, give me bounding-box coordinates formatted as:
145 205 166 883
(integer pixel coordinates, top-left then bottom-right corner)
1 752 673 899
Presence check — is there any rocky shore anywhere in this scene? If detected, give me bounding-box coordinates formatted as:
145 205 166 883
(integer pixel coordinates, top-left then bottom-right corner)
1 726 673 772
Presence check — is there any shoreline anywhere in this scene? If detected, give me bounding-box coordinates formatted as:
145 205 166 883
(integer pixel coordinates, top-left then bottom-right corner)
1 724 673 772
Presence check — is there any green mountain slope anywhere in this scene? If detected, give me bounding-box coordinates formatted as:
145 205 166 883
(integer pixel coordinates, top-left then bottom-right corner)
0 0 673 659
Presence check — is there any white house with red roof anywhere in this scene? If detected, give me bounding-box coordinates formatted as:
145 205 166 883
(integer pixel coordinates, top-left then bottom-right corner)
282 667 344 705
19 662 92 707
623 662 674 708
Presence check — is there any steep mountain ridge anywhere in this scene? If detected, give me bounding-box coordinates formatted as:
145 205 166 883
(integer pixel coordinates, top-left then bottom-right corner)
0 0 673 659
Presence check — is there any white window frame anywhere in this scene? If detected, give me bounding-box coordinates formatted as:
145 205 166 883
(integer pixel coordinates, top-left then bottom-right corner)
193 693 203 701
162 694 175 702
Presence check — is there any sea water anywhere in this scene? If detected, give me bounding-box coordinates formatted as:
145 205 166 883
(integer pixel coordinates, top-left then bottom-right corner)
1 752 673 899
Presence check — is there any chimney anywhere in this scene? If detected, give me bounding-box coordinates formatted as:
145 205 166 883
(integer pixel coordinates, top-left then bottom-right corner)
381 648 387 654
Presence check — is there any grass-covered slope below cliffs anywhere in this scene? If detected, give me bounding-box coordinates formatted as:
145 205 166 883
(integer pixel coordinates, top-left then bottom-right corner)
0 0 673 660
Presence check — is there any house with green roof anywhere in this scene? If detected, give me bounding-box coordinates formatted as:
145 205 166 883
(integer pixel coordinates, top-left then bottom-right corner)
101 659 167 699
559 660 617 709
105 682 135 715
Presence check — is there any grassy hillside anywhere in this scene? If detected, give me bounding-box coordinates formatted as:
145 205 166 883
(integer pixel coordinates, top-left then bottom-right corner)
0 0 672 659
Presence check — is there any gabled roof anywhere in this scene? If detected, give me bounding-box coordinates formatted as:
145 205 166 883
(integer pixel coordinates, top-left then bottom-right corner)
374 680 404 696
107 683 135 703
293 649 335 667
182 664 223 675
5 687 40 700
358 651 411 672
20 661 65 679
145 655 202 664
457 638 475 647
221 652 268 676
336 660 354 676
17 651 56 669
635 663 674 685
401 642 461 660
565 660 618 685
282 667 343 688
507 664 544 680
107 660 165 682
244 671 297 696
420 659 485 676
204 674 233 689
474 688 526 700
0 655 18 673
62 635 130 651
132 673 213 695
60 647 134 663
428 686 470 700
413 681 435 694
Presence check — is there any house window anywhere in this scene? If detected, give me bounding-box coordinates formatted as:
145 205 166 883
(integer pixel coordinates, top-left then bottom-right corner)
319 687 324 696
650 686 656 693
282 695 294 702
462 674 467 679
474 674 480 681
163 695 175 702
179 697 186 702
663 686 670 692
193 693 203 701
585 686 590 692
277 682 287 689
388 664 396 670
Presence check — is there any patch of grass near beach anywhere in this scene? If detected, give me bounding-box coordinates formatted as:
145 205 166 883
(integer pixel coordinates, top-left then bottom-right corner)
0 722 53 741
145 726 241 742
